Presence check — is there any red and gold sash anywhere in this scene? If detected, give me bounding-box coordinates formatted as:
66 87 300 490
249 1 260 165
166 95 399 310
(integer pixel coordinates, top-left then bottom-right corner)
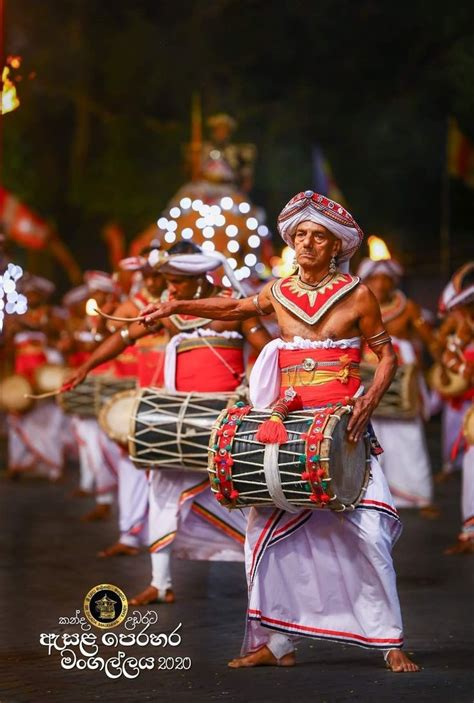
279 347 361 408
271 273 360 325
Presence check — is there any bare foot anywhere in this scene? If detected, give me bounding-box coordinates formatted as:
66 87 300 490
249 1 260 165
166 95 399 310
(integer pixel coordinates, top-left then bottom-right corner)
419 505 440 520
228 645 295 668
444 538 474 555
129 585 175 606
97 542 139 558
385 650 420 672
80 504 112 522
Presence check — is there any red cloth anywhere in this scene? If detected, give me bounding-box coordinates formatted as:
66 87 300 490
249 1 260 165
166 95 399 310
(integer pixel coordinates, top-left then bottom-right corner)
67 350 114 376
15 350 48 382
446 347 474 406
137 349 165 388
114 346 138 378
176 347 244 392
278 347 361 408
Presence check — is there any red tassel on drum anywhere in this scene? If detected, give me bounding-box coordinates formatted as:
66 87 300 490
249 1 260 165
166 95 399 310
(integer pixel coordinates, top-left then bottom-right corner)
256 388 297 445
256 415 289 444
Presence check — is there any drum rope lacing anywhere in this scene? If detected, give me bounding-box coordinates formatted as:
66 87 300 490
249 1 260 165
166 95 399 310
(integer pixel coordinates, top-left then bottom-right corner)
209 402 368 511
129 390 240 469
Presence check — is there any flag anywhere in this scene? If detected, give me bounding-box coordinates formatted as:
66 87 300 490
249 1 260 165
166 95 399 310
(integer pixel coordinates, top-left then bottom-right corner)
311 145 346 204
0 187 51 249
0 187 82 283
447 118 474 188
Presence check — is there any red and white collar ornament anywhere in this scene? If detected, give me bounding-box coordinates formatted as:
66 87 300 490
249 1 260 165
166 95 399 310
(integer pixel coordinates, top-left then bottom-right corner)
271 272 360 325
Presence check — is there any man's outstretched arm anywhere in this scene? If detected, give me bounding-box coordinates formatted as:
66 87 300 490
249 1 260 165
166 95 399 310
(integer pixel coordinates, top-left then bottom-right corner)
142 282 275 325
65 320 156 388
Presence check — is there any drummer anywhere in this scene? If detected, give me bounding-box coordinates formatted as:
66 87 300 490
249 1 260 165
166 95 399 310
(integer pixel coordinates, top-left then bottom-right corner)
64 270 121 520
4 274 67 481
66 241 271 605
436 263 474 554
435 263 474 481
356 257 438 517
141 191 419 673
96 252 168 558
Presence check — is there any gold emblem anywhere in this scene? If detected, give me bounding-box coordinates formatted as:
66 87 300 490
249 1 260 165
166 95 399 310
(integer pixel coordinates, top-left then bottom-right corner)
83 584 128 629
302 357 317 371
283 273 344 307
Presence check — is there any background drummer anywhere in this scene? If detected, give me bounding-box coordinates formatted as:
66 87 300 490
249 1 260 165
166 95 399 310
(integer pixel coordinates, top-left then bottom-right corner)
3 274 68 482
357 257 438 518
61 270 123 521
140 190 419 673
434 263 474 554
94 252 168 558
66 240 271 606
433 263 474 482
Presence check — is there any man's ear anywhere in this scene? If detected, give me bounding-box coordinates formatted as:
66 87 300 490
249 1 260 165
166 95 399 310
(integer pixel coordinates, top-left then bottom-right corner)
332 239 342 258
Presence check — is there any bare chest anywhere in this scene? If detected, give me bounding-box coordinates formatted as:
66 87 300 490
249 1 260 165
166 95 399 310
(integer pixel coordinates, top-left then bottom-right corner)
273 297 360 342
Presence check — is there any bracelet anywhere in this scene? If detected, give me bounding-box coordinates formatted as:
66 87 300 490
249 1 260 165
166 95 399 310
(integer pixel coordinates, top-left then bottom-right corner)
119 326 135 345
364 329 388 342
252 294 269 316
249 324 263 334
367 334 392 349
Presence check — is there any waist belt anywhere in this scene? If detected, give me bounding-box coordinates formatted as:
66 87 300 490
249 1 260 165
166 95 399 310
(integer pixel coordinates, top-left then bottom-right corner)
177 337 244 354
280 357 360 386
15 343 46 354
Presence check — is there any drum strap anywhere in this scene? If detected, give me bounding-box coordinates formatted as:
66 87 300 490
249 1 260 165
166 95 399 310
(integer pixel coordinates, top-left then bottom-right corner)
263 444 300 514
197 332 244 381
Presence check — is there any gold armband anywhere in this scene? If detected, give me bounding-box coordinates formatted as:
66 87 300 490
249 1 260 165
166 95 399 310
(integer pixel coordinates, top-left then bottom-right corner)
252 294 269 316
364 329 392 349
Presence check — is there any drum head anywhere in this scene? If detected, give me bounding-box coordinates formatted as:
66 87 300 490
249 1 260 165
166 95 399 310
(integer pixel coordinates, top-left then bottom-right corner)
34 364 68 393
0 375 33 413
325 411 370 506
428 363 469 397
463 405 474 446
99 390 137 445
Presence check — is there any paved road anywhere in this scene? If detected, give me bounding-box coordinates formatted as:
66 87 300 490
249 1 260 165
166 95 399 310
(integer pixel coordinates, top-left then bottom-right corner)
0 423 473 703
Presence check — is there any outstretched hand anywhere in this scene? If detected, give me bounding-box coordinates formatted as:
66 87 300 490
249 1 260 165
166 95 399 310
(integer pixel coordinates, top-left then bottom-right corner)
63 366 88 391
140 302 173 327
345 395 376 443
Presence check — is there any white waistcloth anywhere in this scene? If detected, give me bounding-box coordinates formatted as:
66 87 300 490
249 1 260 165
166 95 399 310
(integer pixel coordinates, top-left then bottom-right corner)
242 457 404 654
164 328 243 392
249 336 361 408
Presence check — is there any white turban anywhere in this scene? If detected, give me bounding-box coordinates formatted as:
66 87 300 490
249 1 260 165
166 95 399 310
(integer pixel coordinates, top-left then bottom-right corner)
118 256 148 272
357 257 403 282
62 285 89 307
277 190 364 272
148 250 245 296
441 262 474 312
21 274 55 297
84 270 116 294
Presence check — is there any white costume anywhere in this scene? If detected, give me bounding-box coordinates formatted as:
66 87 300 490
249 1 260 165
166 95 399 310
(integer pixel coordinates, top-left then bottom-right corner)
371 338 434 508
241 337 404 657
